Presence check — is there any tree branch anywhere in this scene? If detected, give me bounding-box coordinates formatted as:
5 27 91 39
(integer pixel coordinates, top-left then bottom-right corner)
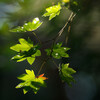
37 57 50 75
53 12 75 43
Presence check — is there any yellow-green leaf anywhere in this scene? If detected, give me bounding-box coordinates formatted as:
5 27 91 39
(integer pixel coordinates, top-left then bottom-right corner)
27 57 35 65
43 3 61 20
10 38 41 65
16 69 47 94
10 17 43 32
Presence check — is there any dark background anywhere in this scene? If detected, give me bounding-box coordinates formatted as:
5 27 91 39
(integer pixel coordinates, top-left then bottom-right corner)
0 0 100 100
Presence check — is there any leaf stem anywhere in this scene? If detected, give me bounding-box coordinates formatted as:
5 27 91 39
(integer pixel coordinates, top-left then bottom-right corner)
32 32 42 44
65 13 76 44
53 12 76 43
37 57 49 75
51 59 59 69
41 12 76 45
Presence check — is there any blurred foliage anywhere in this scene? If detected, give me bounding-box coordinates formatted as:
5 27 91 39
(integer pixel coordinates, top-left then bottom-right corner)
43 3 61 20
59 63 76 86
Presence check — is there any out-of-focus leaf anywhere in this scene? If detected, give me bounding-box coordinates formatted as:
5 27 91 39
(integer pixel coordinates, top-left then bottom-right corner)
59 63 76 86
62 0 70 3
43 3 61 20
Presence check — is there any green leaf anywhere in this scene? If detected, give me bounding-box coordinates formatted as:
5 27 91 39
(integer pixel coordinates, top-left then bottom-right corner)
45 49 51 56
45 42 70 59
43 3 61 20
62 0 70 3
23 87 31 94
11 55 24 60
10 38 41 65
17 74 30 81
10 38 33 52
25 69 35 78
16 69 47 94
34 50 41 56
10 17 43 32
27 57 35 65
59 63 76 86
54 42 62 48
16 82 26 88
52 52 61 59
17 58 26 62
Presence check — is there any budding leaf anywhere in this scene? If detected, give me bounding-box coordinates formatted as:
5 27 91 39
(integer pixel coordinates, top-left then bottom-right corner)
59 63 76 86
43 3 61 20
10 38 41 65
10 17 43 32
16 69 47 94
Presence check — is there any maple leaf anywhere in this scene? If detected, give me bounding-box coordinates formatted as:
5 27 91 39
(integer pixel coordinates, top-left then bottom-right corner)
16 69 47 94
37 74 48 80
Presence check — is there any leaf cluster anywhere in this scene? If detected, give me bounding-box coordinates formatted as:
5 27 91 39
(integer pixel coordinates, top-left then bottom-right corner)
45 42 70 59
10 17 42 32
43 3 61 20
10 38 41 65
59 63 76 86
16 69 47 94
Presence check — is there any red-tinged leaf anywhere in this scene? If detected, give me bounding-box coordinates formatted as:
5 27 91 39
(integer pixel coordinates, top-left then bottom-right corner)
37 74 48 80
39 73 44 77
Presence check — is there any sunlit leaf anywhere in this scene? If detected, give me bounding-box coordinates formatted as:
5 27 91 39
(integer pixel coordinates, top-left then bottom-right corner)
10 38 41 65
43 3 61 20
10 17 43 32
37 74 48 80
27 57 35 65
16 69 47 94
62 0 70 3
10 38 33 52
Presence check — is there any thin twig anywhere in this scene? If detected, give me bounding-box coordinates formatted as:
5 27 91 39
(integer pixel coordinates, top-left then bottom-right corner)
37 57 49 75
51 59 59 69
65 13 76 44
37 61 46 75
65 25 71 44
32 32 42 44
53 12 74 43
41 12 75 45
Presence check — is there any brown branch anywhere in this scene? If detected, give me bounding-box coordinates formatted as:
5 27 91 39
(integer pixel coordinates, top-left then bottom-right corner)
42 12 76 45
37 12 76 75
65 13 76 44
53 12 74 43
37 57 50 75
